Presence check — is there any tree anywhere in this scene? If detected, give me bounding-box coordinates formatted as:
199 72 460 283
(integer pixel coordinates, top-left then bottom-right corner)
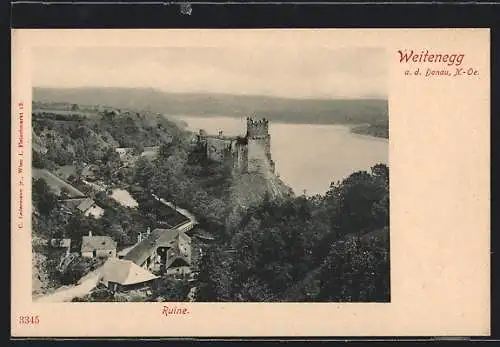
371 163 389 185
196 245 220 302
32 151 47 169
327 168 389 237
109 223 128 246
237 277 277 302
317 231 389 302
134 157 156 188
59 187 70 200
196 245 233 302
133 143 145 155
158 140 180 160
102 147 120 165
370 163 390 230
155 278 189 302
32 178 58 215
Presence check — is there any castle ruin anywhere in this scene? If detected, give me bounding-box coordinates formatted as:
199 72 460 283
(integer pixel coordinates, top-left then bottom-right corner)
196 117 276 175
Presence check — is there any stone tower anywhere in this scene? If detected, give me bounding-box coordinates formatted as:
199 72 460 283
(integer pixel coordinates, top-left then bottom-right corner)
246 117 275 174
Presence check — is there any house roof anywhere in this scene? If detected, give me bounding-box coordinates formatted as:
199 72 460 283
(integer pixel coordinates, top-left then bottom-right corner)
141 150 158 160
166 244 191 268
33 168 86 198
117 245 136 257
116 147 134 153
77 198 96 213
81 165 98 177
60 198 87 209
164 228 192 268
81 235 117 253
50 238 71 248
57 165 77 180
100 258 158 286
155 197 198 224
193 229 215 241
123 228 191 267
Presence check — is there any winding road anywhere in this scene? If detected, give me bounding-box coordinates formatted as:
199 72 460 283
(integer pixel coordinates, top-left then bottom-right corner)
33 273 101 303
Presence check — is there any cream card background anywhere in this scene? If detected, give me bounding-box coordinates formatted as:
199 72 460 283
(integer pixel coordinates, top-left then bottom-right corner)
11 29 490 337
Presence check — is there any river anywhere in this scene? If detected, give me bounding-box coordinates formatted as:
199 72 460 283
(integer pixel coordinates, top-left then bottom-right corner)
172 116 388 196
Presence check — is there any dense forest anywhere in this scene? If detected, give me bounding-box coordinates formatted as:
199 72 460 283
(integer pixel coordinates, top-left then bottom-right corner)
32 101 389 302
196 164 390 302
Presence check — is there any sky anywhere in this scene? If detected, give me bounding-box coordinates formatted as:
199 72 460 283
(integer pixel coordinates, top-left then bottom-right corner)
32 46 387 99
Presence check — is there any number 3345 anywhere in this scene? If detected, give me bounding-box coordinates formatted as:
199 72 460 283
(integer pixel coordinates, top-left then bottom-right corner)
18 315 39 325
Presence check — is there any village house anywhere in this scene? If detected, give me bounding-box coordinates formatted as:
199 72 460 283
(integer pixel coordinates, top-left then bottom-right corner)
99 258 159 293
117 245 136 259
77 198 105 218
116 146 161 166
81 164 100 182
141 146 160 161
115 147 136 165
32 141 48 155
50 238 71 256
172 220 196 234
150 194 198 233
153 202 190 230
123 228 192 276
59 197 105 219
81 231 117 259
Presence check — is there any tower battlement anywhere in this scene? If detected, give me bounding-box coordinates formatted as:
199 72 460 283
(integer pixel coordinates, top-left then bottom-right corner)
246 117 269 138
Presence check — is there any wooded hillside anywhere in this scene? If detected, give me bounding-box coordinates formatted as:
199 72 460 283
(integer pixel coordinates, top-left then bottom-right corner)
31 100 390 302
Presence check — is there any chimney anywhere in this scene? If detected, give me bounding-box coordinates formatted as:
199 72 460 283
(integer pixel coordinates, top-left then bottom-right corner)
88 231 92 237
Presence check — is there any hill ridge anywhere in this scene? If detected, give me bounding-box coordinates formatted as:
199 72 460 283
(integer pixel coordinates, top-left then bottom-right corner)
33 87 388 126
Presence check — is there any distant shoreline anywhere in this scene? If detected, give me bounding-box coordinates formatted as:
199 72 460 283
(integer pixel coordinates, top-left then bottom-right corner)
350 123 389 140
349 128 389 141
32 87 388 129
170 114 389 140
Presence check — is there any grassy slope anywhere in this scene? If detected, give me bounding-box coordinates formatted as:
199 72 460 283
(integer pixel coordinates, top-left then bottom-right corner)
32 168 86 198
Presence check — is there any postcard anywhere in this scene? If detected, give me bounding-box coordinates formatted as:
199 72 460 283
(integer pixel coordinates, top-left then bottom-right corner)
11 29 490 337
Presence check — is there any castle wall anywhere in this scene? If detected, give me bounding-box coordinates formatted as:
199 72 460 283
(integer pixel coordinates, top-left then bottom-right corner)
246 117 274 174
231 140 248 173
247 137 274 175
206 137 233 162
197 117 274 175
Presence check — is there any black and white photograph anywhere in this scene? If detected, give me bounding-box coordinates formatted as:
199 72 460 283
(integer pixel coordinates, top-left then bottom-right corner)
30 45 390 303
